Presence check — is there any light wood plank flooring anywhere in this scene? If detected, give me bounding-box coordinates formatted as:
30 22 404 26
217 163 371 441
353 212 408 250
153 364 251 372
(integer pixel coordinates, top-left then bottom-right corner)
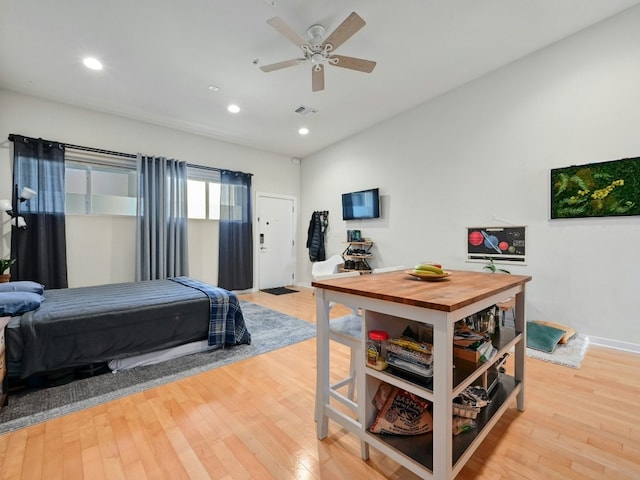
0 287 639 479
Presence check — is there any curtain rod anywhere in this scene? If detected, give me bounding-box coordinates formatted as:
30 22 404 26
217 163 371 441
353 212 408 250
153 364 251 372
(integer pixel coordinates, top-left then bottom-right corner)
9 133 135 159
67 142 136 159
8 134 252 176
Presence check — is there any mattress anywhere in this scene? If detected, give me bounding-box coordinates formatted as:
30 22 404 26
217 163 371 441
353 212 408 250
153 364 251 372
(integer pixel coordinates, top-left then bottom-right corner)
108 340 220 371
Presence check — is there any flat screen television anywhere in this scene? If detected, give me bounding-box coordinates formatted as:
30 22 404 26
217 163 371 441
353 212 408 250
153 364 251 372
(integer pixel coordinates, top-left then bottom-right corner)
341 188 380 220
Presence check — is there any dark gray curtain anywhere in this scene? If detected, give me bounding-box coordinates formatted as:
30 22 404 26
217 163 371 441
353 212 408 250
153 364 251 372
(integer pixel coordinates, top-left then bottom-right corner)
11 135 68 288
135 154 189 281
218 170 253 290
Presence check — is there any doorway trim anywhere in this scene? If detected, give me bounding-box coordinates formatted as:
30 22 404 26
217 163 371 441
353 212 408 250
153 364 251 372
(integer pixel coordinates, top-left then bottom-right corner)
255 192 297 291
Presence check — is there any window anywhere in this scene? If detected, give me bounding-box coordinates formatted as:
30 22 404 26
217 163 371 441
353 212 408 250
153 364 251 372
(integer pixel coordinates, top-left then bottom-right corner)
65 162 137 216
187 180 220 220
186 166 221 220
208 182 221 220
65 158 222 219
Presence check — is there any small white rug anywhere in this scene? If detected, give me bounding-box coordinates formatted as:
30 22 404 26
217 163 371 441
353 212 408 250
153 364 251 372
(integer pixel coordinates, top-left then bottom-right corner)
526 333 589 369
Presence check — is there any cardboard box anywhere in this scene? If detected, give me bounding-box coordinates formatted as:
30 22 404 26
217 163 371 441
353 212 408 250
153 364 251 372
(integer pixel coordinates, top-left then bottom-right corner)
454 346 481 363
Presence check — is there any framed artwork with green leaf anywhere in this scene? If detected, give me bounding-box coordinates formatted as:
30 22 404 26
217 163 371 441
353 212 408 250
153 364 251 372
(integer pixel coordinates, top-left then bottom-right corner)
550 157 640 219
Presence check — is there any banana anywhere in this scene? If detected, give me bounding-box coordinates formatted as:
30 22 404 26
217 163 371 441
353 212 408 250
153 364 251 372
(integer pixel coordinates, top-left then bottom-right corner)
414 263 445 275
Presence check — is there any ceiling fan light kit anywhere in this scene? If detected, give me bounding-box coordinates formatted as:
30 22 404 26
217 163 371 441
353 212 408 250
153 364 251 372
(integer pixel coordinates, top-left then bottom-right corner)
260 11 376 92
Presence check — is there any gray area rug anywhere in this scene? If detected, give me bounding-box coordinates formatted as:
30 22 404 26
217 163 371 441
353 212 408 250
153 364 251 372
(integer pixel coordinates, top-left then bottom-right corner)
0 301 316 434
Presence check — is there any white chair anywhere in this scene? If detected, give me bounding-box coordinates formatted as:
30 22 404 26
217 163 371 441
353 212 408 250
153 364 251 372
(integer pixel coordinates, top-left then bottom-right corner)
315 266 406 407
311 254 344 279
314 271 361 399
312 269 368 458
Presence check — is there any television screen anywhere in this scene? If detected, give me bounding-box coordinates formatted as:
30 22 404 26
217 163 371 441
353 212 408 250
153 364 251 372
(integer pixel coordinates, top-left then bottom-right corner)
342 188 380 220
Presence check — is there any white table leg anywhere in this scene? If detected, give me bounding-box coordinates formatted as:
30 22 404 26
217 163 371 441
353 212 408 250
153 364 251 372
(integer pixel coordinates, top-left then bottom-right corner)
316 288 330 439
514 291 526 412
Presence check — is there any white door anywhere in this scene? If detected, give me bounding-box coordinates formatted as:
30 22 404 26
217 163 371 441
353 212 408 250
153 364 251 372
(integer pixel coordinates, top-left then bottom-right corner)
257 193 296 289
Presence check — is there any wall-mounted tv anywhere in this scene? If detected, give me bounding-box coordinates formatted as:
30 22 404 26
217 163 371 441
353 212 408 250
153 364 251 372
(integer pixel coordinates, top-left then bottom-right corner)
342 188 380 220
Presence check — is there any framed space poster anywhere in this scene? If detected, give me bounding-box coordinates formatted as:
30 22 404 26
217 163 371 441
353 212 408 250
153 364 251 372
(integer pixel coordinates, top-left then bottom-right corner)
550 157 640 219
466 226 526 263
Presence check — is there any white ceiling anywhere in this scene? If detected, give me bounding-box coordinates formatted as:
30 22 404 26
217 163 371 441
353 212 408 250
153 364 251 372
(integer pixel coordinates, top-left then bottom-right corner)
1 0 639 158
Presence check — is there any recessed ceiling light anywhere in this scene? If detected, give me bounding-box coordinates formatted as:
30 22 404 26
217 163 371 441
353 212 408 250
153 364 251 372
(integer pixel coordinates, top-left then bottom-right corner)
208 84 219 92
227 104 240 113
83 57 103 70
298 127 309 135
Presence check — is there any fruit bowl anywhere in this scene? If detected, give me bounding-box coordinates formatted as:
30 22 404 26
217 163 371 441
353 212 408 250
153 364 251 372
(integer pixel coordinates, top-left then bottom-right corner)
405 269 451 281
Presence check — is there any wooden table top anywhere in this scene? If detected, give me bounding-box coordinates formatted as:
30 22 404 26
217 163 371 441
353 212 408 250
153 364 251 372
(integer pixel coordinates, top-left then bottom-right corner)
312 269 532 312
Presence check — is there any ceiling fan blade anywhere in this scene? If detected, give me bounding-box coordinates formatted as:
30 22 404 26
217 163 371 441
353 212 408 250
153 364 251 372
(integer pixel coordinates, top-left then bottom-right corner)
260 58 304 72
323 12 366 51
330 54 376 73
267 17 307 48
312 65 325 92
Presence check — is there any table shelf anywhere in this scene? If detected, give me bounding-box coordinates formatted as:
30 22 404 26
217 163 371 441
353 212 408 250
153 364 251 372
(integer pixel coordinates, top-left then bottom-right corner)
365 327 521 397
364 376 520 475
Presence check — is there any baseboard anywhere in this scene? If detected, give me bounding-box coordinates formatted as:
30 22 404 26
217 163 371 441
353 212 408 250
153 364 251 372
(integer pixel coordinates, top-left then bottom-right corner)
233 288 256 294
588 336 640 354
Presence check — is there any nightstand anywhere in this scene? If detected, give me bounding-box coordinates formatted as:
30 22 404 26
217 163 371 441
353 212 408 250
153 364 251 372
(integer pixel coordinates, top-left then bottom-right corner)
0 316 9 409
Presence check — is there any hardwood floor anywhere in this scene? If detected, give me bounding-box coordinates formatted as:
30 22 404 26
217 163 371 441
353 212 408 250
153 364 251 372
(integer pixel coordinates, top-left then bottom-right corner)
1 287 639 479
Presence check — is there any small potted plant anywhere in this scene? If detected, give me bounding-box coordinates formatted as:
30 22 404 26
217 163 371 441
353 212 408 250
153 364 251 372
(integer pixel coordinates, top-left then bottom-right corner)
0 258 16 283
482 257 510 274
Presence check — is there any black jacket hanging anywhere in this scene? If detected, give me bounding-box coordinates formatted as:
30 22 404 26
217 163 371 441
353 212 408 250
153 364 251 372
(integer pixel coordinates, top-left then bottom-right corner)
306 211 328 262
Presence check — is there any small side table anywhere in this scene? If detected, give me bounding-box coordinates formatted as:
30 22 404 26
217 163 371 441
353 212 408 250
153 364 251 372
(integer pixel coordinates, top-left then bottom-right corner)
0 316 9 409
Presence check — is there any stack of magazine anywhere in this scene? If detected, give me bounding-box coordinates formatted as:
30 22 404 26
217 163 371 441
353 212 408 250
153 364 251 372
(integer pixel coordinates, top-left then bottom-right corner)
386 337 433 378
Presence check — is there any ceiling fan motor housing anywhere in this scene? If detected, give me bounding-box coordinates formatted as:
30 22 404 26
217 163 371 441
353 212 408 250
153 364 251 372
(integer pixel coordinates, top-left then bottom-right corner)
307 24 325 46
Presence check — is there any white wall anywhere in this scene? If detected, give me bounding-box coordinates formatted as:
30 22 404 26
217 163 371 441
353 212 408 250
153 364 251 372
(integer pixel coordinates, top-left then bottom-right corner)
299 6 640 349
0 89 300 287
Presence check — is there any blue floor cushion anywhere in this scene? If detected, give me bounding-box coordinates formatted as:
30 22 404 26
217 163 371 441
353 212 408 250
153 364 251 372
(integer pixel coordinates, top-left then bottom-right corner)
526 321 566 353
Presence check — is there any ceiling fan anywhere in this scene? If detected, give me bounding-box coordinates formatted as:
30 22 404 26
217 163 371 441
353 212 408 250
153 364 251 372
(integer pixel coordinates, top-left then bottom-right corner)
260 11 376 92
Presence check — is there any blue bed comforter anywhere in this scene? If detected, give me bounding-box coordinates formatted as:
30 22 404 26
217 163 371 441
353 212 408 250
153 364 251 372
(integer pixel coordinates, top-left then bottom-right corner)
169 276 251 347
13 278 251 378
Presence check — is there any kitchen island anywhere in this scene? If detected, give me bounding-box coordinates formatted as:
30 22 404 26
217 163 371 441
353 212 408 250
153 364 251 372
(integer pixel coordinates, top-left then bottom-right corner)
313 269 532 479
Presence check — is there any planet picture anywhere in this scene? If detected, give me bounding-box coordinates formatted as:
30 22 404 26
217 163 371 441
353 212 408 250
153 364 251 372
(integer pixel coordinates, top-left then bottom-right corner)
483 234 500 252
468 230 483 246
467 226 526 261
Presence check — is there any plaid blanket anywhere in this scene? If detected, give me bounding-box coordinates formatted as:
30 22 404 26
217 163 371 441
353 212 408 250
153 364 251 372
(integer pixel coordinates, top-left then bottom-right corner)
169 277 251 347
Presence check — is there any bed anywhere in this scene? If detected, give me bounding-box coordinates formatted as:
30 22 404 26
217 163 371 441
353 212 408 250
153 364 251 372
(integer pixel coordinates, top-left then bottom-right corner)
4 276 251 380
